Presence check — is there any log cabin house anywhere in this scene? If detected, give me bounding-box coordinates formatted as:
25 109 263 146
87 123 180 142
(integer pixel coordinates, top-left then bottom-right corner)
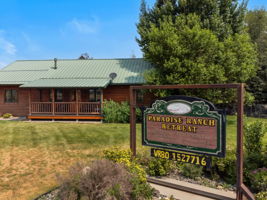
0 58 153 120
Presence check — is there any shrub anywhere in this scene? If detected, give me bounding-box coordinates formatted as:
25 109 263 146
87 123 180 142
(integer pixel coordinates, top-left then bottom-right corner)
214 149 236 184
249 168 267 193
103 148 154 199
256 191 267 200
103 148 146 182
103 100 129 123
263 148 267 167
2 113 13 118
146 157 174 176
179 163 203 179
244 121 266 169
57 160 133 200
103 100 142 123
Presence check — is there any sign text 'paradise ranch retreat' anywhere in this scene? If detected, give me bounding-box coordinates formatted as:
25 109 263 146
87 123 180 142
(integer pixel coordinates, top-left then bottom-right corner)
142 96 226 157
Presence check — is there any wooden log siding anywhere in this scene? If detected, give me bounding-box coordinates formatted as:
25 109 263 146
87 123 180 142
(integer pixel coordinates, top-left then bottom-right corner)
0 85 155 117
0 86 30 116
103 85 155 106
103 85 130 102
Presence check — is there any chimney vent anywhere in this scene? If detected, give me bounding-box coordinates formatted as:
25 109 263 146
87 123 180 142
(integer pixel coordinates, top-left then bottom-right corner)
53 58 57 69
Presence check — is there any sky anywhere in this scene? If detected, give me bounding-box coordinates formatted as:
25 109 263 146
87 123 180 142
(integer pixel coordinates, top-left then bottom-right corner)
0 0 266 68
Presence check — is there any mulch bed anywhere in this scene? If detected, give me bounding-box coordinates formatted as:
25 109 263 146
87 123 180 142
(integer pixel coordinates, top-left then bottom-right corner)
35 187 178 200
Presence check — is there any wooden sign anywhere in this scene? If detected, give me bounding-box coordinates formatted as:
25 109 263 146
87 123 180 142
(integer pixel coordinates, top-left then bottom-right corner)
142 96 226 157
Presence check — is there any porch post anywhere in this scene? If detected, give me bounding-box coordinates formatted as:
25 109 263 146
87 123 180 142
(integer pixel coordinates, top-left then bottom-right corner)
52 88 55 115
100 88 103 115
28 89 32 116
76 89 79 116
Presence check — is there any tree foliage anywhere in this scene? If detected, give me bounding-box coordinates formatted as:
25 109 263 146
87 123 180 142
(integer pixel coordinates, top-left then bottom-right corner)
78 53 92 60
177 0 247 40
137 0 257 103
245 9 267 103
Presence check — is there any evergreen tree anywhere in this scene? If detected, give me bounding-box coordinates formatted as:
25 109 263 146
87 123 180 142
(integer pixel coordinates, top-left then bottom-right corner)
78 53 92 60
177 0 247 40
246 9 267 103
137 0 257 103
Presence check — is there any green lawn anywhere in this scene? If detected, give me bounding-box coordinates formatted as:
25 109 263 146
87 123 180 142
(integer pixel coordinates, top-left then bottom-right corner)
226 116 267 147
0 117 266 200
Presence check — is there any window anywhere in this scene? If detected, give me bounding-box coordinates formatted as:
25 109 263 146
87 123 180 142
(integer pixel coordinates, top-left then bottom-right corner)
96 89 101 102
49 89 64 102
71 90 76 101
88 89 101 102
39 89 43 101
5 89 18 103
49 89 53 102
136 90 144 103
55 89 63 102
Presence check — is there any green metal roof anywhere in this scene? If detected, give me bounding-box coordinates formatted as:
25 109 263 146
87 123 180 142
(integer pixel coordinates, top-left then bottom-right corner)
2 60 52 71
20 78 111 88
0 70 49 85
0 59 153 87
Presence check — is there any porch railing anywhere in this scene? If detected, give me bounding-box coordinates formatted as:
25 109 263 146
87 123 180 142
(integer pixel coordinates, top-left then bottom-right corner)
31 102 52 113
31 102 101 115
79 102 101 114
55 102 76 114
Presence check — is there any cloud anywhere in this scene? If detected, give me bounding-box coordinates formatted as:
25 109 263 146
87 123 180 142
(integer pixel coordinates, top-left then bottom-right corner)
0 30 17 69
21 32 40 52
0 37 17 55
68 17 99 34
0 61 7 68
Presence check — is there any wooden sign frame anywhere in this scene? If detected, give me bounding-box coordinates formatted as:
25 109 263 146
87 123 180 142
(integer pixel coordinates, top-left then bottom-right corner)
129 83 254 200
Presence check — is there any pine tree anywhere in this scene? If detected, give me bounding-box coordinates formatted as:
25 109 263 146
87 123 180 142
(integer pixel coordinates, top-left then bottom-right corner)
246 9 267 103
177 0 247 40
136 0 257 103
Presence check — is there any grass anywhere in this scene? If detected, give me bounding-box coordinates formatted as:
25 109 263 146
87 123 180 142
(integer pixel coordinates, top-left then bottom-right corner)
0 116 266 200
0 122 137 200
226 116 267 148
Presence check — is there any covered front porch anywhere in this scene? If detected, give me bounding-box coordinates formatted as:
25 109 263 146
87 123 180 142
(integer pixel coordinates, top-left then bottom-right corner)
28 88 104 120
20 77 111 120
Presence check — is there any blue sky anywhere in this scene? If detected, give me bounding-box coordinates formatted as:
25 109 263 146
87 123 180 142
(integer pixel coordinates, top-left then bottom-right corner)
0 0 266 68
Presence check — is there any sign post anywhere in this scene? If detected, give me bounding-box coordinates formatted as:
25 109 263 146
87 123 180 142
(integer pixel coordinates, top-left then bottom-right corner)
129 84 254 200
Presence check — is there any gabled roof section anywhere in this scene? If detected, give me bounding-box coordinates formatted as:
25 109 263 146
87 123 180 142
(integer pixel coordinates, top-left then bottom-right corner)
2 60 53 71
0 58 153 87
0 70 49 85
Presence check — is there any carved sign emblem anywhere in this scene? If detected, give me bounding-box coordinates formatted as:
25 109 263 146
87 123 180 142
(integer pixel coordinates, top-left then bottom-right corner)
167 102 191 114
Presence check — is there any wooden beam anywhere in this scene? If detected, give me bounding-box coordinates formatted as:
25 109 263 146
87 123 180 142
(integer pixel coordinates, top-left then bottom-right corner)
236 83 245 200
131 84 240 90
28 89 32 115
76 89 79 116
129 87 137 156
147 177 235 200
100 88 103 115
52 89 55 115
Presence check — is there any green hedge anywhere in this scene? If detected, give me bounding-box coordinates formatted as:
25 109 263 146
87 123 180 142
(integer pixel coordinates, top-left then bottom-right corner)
103 100 142 123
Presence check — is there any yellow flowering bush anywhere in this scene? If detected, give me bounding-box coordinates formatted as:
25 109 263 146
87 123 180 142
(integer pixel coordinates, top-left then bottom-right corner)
103 148 147 182
256 191 267 200
103 148 153 199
